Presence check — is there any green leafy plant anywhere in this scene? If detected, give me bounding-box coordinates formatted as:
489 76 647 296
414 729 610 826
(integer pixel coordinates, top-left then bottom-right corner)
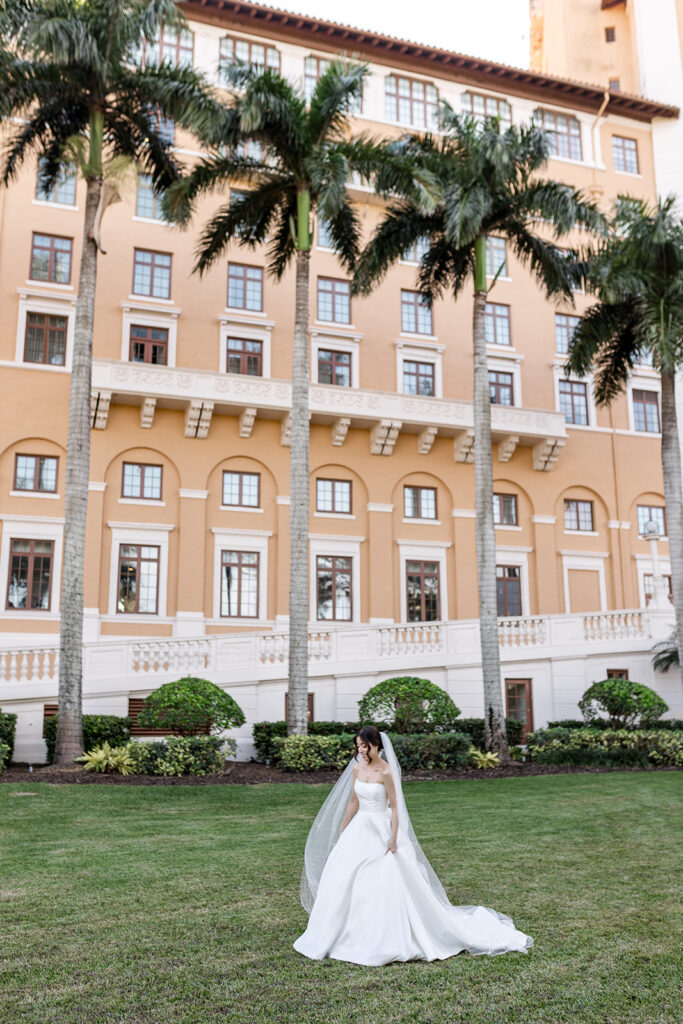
274 734 355 772
137 678 245 736
126 736 233 776
0 711 16 764
0 741 9 772
44 715 132 763
509 746 525 761
252 720 359 764
578 679 668 729
526 727 683 767
387 732 472 770
469 748 501 769
357 678 460 733
456 717 524 748
75 742 136 775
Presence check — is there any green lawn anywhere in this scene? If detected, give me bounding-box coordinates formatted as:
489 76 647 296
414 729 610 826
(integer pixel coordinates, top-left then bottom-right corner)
0 773 681 1024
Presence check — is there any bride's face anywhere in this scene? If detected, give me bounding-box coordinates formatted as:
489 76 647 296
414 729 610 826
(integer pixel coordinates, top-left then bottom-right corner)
355 737 377 762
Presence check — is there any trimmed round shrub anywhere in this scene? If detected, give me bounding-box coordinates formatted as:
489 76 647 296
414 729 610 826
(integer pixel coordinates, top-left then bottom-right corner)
137 677 245 736
44 714 131 763
578 679 668 729
357 677 460 733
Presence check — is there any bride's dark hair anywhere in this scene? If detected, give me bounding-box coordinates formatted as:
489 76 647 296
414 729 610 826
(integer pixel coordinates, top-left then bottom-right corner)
354 725 383 760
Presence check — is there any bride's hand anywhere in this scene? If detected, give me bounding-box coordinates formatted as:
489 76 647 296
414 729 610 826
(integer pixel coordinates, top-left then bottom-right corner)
385 836 397 855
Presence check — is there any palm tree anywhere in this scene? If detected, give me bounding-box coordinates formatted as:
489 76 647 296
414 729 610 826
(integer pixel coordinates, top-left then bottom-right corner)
164 60 427 737
566 196 683 683
0 0 215 764
354 112 603 758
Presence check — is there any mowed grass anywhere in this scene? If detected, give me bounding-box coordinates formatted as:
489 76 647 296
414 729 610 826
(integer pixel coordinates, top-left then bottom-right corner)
0 773 681 1024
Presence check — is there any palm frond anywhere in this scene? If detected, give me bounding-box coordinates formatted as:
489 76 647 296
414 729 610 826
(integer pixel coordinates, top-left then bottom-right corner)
353 202 434 296
505 221 577 300
565 299 639 404
323 198 362 274
266 192 298 279
306 59 367 144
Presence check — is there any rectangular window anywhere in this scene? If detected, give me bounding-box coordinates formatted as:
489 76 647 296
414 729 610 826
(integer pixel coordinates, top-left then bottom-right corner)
317 218 334 248
129 325 168 365
505 679 533 740
133 249 171 299
633 389 660 432
637 505 666 536
6 539 53 610
564 499 594 531
644 573 673 605
401 290 433 334
486 236 507 277
493 493 518 526
534 108 583 161
136 173 165 220
316 479 352 514
117 545 159 614
403 360 435 396
222 471 260 507
606 669 629 680
226 337 262 376
609 78 620 92
605 26 616 42
613 136 639 175
497 565 521 616
385 74 438 129
559 379 588 425
317 349 351 387
485 303 511 346
461 91 512 127
145 26 193 68
402 236 429 263
406 560 440 622
555 313 580 355
316 555 352 621
404 485 437 520
24 312 67 365
36 161 76 205
227 263 263 311
317 277 350 324
122 463 162 501
219 36 279 80
14 454 58 492
221 550 259 617
30 233 72 284
488 370 514 405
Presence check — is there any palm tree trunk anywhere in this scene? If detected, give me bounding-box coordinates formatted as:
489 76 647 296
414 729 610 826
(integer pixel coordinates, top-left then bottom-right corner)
287 228 311 736
472 237 509 760
53 174 102 765
660 369 683 685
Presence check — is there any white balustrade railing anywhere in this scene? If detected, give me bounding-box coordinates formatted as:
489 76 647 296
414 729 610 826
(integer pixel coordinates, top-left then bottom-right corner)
499 616 548 647
0 610 661 687
582 610 647 642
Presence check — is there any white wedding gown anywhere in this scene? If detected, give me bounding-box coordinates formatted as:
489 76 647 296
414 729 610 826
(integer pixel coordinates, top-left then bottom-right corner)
293 778 533 966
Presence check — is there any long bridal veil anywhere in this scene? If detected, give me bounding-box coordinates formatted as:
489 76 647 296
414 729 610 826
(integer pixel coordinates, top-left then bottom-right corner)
300 731 451 913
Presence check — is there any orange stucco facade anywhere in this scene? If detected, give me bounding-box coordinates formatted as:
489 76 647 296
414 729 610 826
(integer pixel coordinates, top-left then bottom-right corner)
0 0 678 650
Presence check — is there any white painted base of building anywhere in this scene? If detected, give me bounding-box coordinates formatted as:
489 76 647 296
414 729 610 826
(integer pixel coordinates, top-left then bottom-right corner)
2 610 681 764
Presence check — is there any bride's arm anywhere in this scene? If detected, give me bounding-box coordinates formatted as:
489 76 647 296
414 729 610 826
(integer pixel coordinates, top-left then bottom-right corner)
383 772 399 854
339 775 359 834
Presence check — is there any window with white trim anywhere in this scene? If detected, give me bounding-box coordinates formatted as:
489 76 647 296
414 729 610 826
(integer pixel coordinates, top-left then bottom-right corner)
316 479 351 514
401 290 432 334
637 505 666 536
404 486 436 520
486 237 507 277
385 75 438 129
533 108 582 161
564 499 594 532
555 313 580 355
223 471 260 508
36 160 76 205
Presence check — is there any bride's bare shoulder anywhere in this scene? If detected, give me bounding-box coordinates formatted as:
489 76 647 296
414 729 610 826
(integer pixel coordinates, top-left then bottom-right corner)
379 764 393 782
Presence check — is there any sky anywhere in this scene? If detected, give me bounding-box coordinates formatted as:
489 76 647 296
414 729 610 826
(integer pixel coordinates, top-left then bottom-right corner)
259 0 531 69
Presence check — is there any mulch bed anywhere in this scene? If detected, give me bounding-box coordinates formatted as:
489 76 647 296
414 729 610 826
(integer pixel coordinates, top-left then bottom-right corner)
1 761 680 786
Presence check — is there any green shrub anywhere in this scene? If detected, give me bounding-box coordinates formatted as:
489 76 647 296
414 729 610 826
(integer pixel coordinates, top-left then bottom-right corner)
526 727 683 767
456 717 524 747
127 735 233 776
0 741 9 772
578 679 668 729
75 743 136 775
137 677 245 736
357 677 460 733
252 720 359 764
469 748 501 769
44 714 132 763
274 731 473 772
274 734 355 772
0 711 17 763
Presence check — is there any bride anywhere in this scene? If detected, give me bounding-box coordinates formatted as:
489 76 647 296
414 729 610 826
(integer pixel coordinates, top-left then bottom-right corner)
293 725 533 966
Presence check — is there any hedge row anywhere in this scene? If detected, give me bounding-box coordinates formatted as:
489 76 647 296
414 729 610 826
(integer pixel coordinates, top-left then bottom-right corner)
126 736 232 776
526 727 683 767
0 741 9 772
547 718 683 731
254 717 523 765
0 711 16 764
274 731 473 772
44 715 132 763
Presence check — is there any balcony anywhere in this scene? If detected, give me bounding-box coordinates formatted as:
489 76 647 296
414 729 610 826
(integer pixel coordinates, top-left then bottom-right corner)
91 358 567 469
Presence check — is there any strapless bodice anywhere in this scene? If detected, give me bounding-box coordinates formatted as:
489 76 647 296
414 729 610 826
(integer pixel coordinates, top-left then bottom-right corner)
354 778 389 814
